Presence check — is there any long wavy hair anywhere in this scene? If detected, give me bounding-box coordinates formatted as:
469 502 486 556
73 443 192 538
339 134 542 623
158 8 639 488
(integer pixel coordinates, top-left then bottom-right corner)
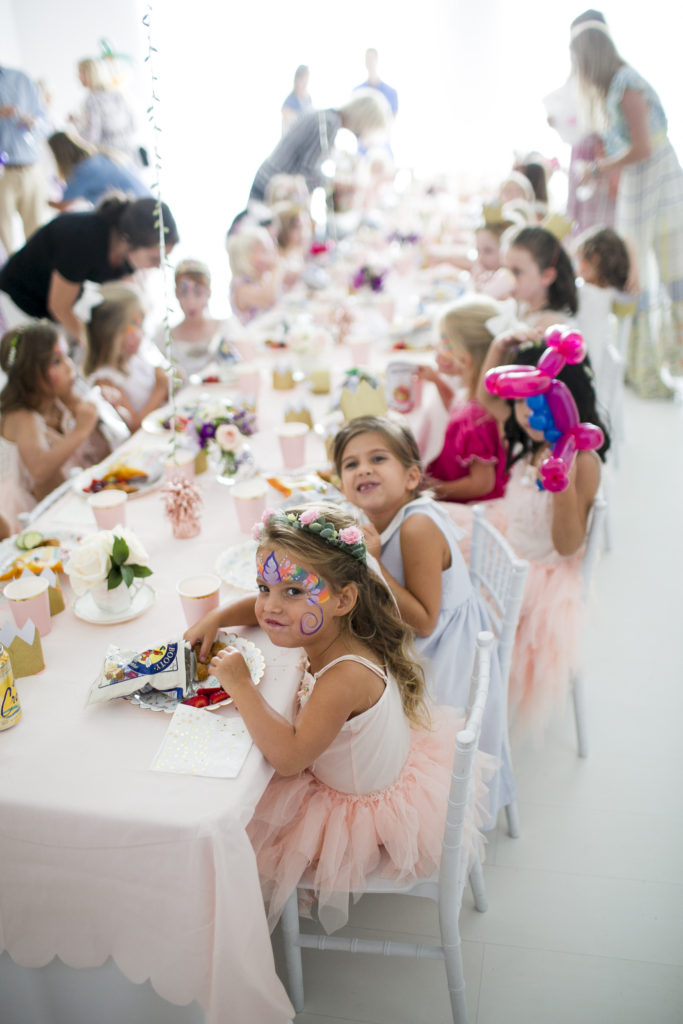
259 504 430 729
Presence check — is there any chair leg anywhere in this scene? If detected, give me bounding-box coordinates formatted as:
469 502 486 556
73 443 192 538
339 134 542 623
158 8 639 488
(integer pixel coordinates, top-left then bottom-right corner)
505 799 520 839
440 895 470 1023
572 672 588 758
602 505 613 554
468 852 488 913
280 889 305 1012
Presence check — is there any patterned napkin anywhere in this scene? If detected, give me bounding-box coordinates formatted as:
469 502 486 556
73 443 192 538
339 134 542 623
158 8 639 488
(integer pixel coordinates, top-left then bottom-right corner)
151 704 253 778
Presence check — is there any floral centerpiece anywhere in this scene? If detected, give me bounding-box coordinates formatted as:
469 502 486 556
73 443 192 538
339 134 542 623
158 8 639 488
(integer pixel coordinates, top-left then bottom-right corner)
65 528 152 614
190 401 257 484
192 401 256 451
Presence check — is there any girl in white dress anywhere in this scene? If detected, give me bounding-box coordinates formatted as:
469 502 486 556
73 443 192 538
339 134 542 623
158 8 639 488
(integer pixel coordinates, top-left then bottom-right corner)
185 504 493 933
85 283 168 432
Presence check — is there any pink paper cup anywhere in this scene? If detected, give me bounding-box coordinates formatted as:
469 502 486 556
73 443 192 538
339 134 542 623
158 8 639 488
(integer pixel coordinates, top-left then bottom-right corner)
235 363 262 398
177 573 221 627
276 422 309 470
232 478 268 534
348 339 373 367
163 448 196 482
4 576 52 636
88 489 128 529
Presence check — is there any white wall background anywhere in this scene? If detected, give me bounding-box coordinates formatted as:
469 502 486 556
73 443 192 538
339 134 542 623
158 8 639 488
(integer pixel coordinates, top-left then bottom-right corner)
3 0 682 312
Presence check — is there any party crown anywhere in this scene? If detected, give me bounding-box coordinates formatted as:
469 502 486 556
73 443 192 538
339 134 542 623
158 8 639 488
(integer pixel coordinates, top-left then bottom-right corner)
541 212 574 241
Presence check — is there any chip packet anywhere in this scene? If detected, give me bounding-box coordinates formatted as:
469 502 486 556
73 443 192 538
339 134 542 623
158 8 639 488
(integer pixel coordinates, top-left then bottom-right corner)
87 636 195 706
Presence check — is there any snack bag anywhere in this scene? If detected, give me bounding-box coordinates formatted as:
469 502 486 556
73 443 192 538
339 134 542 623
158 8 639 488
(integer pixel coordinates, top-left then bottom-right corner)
87 636 195 706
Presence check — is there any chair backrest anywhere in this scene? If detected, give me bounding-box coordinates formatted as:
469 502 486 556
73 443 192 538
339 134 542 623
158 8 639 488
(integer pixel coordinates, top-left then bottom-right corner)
581 494 607 598
597 342 624 428
440 631 493 893
469 505 529 688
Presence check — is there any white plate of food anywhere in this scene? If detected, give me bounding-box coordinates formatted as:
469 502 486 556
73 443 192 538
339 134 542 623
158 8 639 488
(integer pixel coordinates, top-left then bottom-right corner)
125 633 265 713
72 447 163 498
0 528 83 582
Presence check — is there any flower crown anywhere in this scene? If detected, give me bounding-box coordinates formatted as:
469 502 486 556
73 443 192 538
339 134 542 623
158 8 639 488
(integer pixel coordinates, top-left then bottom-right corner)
252 507 367 563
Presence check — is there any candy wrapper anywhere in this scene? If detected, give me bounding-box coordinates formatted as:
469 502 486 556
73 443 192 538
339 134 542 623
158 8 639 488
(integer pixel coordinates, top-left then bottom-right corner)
87 635 195 706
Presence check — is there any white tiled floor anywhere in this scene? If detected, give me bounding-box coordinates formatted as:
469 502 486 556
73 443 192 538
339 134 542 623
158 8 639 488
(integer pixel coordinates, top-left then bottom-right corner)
273 388 683 1024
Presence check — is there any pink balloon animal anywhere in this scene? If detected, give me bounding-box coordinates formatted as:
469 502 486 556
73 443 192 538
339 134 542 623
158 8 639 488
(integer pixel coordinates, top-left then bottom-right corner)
484 325 604 492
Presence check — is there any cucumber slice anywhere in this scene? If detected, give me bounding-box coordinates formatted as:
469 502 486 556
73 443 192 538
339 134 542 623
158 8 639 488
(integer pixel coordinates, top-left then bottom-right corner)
16 530 44 551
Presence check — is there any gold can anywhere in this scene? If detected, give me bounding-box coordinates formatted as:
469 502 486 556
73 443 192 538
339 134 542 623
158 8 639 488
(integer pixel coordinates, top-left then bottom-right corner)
0 643 21 730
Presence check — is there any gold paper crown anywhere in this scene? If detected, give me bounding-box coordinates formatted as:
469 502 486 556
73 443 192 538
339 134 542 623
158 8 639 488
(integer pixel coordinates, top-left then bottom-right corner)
541 212 574 242
482 202 514 228
339 379 388 422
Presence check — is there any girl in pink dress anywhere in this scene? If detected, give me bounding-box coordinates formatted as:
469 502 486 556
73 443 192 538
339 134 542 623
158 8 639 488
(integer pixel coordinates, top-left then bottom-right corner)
477 331 610 738
420 296 509 503
186 504 494 934
0 323 101 531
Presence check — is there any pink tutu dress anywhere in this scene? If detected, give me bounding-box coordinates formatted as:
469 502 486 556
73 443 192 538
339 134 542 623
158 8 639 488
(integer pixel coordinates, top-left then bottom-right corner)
247 654 494 934
504 457 586 738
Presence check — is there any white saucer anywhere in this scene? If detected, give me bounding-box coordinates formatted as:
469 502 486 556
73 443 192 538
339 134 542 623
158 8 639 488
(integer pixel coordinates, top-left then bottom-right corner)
73 584 156 624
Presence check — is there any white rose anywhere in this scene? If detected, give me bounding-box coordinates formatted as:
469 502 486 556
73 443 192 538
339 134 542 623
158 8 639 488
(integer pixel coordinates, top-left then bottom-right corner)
215 423 242 453
111 527 150 567
65 533 111 595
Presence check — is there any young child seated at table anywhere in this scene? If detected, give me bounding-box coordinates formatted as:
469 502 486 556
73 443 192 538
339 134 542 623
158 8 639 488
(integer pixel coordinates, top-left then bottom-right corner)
226 225 285 324
85 283 168 432
272 201 311 286
157 259 237 382
0 323 101 530
331 415 515 827
186 503 496 933
419 296 508 502
506 226 578 332
477 330 610 738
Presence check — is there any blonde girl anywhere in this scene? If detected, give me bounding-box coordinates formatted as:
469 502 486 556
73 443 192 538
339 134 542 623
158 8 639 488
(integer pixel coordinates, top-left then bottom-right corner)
420 296 508 502
226 225 284 324
85 283 168 432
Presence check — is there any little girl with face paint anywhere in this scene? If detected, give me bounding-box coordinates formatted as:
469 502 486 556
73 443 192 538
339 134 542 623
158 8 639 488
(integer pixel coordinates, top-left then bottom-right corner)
0 322 101 530
185 503 494 934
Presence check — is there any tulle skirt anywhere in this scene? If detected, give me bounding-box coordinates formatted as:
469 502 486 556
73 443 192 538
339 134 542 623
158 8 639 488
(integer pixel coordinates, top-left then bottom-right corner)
508 556 583 739
247 707 497 934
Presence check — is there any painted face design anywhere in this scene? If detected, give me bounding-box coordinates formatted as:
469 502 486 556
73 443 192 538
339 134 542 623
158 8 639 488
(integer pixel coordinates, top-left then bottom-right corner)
257 550 330 636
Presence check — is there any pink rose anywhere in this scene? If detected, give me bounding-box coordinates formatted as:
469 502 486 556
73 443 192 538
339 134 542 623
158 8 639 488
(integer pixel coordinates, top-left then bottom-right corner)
298 508 320 526
261 507 277 524
339 526 363 545
251 522 264 540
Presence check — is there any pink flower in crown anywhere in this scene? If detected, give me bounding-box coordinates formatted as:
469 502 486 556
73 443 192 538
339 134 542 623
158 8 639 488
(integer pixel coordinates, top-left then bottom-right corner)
261 507 277 524
251 521 264 540
339 526 363 545
298 508 320 526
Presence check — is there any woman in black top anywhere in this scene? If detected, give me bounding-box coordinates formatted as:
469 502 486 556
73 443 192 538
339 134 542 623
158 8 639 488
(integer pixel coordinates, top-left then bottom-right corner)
0 196 178 348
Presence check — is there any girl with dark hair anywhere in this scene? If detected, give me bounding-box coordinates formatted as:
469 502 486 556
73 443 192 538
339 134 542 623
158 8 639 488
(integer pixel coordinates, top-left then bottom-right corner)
0 196 178 351
185 503 494 933
505 226 578 332
0 322 102 529
477 329 609 738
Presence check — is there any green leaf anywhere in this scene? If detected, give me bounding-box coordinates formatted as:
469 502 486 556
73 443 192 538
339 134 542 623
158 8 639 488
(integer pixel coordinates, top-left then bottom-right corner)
107 566 122 590
111 535 129 567
121 564 134 588
132 565 153 578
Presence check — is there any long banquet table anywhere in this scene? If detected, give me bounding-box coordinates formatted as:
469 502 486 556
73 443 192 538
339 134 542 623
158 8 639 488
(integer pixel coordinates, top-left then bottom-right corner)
0 379 337 1024
0 297 449 1023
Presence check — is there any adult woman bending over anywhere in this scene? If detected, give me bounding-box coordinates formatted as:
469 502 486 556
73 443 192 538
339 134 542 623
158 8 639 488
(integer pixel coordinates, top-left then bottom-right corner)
0 196 178 351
